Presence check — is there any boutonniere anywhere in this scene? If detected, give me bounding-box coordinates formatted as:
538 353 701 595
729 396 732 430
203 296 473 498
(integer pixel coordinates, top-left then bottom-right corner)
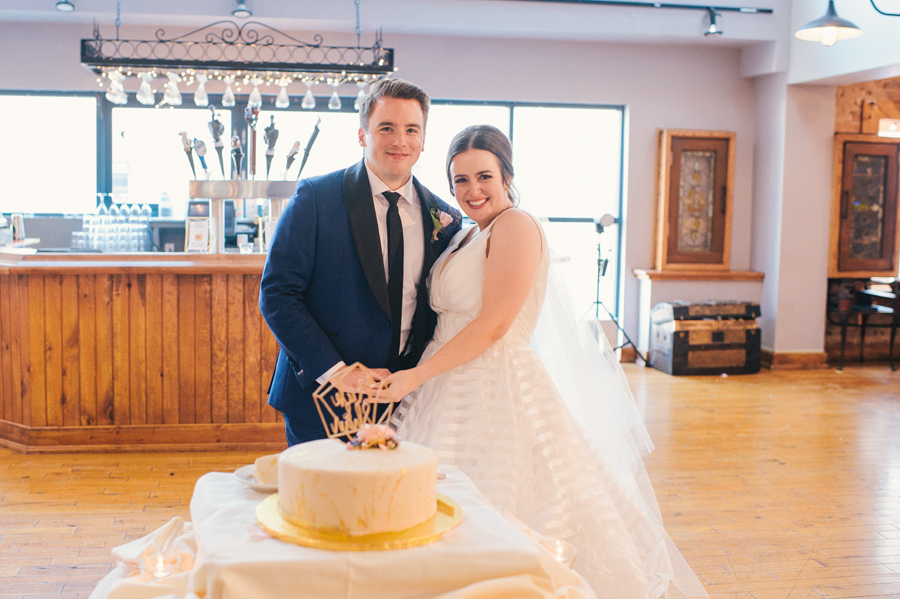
430 208 455 243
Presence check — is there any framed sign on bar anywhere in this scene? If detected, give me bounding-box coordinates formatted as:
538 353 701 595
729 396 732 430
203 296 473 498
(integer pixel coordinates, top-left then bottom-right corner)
653 129 735 270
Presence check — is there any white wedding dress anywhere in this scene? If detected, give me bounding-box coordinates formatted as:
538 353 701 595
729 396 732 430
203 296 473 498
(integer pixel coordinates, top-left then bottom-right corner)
393 214 707 598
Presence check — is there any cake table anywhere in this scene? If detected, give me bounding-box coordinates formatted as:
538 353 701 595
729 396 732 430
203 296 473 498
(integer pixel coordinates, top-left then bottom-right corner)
89 466 595 599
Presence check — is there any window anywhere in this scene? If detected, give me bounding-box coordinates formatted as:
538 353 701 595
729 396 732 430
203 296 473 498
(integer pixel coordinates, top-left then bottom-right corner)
0 92 624 318
513 106 623 316
412 103 510 198
0 94 97 214
253 110 363 181
111 106 233 212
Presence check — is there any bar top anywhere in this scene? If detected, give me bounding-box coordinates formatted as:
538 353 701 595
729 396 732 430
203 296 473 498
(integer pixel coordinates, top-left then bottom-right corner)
0 250 266 274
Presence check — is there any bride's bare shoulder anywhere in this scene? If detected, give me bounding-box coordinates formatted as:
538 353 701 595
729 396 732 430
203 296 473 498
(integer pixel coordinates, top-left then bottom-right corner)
491 208 542 240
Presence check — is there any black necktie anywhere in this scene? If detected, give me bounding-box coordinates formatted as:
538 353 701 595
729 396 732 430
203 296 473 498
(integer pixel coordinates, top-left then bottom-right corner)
384 191 404 360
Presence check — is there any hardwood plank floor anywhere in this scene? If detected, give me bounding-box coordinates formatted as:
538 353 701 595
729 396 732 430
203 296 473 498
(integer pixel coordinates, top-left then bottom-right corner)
1 364 899 598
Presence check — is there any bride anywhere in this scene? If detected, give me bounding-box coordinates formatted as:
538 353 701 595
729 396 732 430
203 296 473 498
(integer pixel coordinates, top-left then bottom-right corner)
374 125 707 599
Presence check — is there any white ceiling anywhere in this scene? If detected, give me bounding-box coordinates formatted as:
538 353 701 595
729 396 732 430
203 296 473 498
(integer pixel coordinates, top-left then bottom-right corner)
0 0 782 47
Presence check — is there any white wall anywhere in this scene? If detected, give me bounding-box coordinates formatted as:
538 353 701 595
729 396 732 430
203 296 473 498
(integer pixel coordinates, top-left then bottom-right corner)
774 83 835 351
0 21 759 342
751 73 787 350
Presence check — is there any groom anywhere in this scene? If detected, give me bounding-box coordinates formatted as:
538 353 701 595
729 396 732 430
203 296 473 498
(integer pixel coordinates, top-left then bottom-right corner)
259 78 461 446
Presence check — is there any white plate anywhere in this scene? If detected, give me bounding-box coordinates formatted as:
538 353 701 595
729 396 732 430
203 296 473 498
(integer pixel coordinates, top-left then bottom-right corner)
234 464 278 493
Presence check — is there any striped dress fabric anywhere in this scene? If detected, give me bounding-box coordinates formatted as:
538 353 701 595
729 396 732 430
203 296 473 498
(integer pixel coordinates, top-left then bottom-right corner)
394 214 706 598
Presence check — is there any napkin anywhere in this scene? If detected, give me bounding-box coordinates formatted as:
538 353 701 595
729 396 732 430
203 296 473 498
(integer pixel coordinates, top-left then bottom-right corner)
88 517 198 599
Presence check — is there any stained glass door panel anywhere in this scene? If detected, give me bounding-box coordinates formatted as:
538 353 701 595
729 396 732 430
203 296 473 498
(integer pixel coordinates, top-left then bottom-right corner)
665 136 730 265
837 142 899 273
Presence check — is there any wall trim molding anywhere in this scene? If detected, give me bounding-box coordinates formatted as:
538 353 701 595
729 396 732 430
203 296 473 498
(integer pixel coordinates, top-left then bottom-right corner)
761 349 829 370
0 420 286 454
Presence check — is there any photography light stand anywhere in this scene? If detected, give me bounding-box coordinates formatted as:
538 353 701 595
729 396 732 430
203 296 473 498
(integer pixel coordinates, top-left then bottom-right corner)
593 215 649 365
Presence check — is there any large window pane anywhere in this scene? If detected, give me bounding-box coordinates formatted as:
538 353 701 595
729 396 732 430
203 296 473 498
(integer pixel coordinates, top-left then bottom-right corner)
254 110 362 180
413 104 510 199
111 107 233 212
513 106 623 315
0 95 96 214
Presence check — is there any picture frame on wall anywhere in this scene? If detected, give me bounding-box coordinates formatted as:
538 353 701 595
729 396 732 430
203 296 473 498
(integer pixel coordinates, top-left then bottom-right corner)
653 129 735 271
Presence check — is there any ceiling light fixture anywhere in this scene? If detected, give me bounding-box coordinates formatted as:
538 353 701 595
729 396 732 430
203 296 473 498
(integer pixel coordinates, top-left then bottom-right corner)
794 0 863 46
704 8 723 36
81 1 394 108
232 1 252 19
56 1 75 12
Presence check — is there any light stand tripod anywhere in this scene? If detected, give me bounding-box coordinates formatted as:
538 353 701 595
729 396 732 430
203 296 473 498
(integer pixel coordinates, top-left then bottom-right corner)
593 216 649 365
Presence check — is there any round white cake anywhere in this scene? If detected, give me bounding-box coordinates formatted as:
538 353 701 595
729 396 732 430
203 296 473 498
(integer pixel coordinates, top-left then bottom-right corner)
278 438 438 536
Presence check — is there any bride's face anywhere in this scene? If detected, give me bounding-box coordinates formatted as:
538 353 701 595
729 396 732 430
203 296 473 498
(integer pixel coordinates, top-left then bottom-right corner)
449 149 511 228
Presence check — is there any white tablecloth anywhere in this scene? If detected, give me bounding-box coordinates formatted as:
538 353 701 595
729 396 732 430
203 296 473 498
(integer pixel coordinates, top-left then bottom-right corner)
90 466 595 599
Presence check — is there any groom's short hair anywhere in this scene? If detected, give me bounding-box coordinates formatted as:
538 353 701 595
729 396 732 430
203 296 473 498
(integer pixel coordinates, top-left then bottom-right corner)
359 78 430 131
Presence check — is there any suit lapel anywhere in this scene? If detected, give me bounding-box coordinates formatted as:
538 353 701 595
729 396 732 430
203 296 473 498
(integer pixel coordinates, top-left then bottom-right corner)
343 160 390 318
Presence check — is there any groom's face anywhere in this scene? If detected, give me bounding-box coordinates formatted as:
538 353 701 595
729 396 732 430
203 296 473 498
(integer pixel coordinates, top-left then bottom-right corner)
359 97 425 189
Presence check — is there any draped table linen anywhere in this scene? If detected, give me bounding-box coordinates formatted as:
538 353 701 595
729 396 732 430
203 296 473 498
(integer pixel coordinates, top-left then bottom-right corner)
89 466 595 599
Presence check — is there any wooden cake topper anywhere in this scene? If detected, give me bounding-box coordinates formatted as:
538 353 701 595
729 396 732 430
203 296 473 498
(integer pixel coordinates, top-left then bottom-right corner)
312 362 394 442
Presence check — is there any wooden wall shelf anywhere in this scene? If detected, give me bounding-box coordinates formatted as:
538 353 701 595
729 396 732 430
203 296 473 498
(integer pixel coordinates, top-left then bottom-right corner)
634 269 764 282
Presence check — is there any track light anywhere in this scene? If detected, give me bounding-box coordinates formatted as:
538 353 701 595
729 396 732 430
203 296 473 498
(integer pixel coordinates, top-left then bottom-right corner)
704 8 723 36
232 1 252 18
794 0 863 46
56 1 75 12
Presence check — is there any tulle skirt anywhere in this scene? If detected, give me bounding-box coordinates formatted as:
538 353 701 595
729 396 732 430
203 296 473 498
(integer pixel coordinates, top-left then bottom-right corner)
394 340 697 598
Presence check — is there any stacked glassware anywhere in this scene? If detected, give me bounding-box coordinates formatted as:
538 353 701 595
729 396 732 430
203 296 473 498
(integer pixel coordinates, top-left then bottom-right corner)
77 195 153 252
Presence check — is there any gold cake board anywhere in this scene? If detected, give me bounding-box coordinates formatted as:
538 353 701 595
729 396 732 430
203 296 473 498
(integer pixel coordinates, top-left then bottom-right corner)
256 493 463 551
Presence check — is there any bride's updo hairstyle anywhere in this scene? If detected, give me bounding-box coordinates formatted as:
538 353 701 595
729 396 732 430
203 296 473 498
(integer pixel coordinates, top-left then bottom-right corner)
446 125 519 206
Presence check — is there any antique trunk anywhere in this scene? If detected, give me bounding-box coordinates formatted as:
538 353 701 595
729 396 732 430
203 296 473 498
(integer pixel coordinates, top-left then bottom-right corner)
650 301 761 375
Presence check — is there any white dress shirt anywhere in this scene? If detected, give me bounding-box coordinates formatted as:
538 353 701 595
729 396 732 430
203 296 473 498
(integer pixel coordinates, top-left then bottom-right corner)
318 162 425 383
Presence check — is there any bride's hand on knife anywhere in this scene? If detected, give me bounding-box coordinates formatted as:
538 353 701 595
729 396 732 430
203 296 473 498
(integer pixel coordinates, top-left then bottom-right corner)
368 368 426 403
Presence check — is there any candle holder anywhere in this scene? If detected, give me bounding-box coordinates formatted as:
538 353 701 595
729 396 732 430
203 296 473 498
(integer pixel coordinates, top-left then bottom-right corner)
140 553 183 580
540 538 579 569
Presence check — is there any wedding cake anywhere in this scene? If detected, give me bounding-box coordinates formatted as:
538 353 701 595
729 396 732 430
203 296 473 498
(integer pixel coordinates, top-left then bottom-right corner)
277 437 438 536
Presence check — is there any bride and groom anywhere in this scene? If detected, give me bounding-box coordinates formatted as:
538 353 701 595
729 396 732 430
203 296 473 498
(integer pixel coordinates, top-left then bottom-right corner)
259 78 706 598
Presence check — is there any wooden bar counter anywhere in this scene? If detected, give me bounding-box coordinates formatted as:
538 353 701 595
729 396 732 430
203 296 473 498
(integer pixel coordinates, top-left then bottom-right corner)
0 251 286 453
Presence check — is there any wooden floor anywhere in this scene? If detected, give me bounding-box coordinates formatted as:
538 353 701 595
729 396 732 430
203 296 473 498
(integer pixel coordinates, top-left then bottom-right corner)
1 364 899 598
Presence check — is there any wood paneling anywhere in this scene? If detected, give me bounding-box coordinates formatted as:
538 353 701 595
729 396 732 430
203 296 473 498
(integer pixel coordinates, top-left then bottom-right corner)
0 257 282 452
835 76 900 134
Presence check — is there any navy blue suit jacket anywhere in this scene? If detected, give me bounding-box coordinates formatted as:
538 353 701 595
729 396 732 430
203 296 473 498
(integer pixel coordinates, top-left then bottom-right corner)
259 159 461 442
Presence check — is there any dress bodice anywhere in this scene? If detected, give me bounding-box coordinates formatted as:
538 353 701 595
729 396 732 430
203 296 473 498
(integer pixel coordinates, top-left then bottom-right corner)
428 213 549 347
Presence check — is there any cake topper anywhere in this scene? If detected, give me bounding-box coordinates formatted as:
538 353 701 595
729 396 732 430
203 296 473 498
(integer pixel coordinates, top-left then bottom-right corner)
312 362 396 446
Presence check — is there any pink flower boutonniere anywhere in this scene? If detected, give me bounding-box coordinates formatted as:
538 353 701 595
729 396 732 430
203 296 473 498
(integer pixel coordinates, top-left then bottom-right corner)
430 208 454 243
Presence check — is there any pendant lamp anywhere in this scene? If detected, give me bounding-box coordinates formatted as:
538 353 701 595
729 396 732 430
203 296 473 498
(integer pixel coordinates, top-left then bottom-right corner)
794 0 863 46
